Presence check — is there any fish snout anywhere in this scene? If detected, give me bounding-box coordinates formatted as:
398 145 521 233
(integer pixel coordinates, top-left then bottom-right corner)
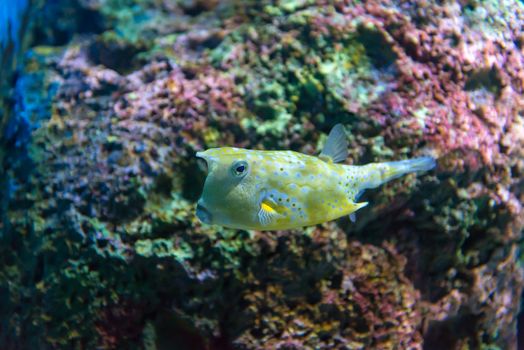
196 200 213 224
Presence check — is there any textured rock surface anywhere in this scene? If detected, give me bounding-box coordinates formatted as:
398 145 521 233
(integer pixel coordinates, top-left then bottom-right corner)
1 0 523 349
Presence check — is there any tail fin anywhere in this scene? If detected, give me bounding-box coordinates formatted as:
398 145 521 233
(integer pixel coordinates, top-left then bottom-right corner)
386 156 436 174
358 156 436 190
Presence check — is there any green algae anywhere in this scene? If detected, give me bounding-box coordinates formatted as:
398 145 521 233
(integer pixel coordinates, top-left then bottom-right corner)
135 239 193 261
202 4 383 140
370 135 395 158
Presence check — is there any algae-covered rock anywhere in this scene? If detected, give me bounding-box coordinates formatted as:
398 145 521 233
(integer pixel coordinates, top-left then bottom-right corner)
1 0 523 349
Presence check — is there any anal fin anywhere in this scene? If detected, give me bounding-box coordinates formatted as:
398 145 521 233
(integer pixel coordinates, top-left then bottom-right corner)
348 201 368 223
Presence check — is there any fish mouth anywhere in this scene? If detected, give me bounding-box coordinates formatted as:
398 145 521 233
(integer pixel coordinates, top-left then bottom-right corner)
196 200 213 224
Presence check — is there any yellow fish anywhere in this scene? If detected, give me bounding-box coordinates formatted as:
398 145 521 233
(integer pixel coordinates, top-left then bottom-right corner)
196 124 435 231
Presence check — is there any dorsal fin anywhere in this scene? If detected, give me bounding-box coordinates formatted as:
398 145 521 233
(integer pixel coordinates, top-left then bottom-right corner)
319 124 348 163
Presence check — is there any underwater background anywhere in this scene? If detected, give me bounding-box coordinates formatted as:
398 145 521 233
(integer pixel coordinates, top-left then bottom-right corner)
1 0 524 349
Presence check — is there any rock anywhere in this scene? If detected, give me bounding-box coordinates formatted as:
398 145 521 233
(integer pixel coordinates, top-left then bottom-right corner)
1 1 523 349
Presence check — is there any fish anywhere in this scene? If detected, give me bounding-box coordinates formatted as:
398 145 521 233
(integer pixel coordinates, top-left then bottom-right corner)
195 124 436 231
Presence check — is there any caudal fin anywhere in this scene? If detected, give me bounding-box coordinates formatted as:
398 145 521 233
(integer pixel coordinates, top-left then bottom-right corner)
358 156 436 190
387 156 436 174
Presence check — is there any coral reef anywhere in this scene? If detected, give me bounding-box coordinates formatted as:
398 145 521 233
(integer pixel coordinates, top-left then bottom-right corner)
1 0 523 349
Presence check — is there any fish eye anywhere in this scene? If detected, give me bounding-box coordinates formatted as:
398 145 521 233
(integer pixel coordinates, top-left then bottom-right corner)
231 160 248 177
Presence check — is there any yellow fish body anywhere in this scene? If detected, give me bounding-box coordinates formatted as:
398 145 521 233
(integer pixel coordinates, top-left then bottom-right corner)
196 125 435 231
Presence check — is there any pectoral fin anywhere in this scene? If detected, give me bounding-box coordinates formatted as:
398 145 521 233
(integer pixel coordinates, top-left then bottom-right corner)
258 198 282 226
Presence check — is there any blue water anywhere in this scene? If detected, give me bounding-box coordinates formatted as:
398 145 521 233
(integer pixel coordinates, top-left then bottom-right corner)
0 0 28 49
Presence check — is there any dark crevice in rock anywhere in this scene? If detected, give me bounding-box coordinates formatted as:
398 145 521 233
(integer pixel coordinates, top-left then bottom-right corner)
153 173 174 196
149 312 231 350
32 2 107 47
356 25 398 69
104 182 147 222
88 39 146 75
423 312 480 350
188 30 225 51
180 0 219 17
464 66 503 95
180 159 207 202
